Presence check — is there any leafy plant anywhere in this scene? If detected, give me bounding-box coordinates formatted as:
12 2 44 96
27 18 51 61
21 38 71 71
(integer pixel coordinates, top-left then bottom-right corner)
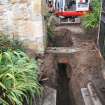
82 0 101 29
0 33 24 52
47 26 54 39
45 14 55 46
0 50 42 105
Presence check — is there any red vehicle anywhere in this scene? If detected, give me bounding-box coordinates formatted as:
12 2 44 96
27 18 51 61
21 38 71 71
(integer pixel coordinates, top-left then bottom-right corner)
52 0 91 23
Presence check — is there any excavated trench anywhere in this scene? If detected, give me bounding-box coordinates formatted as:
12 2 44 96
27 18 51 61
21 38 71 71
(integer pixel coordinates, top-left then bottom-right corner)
41 25 103 105
56 63 75 105
46 28 76 105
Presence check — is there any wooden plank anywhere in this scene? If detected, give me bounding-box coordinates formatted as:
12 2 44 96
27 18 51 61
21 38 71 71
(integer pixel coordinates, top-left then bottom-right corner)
81 88 94 105
46 47 81 53
87 82 103 105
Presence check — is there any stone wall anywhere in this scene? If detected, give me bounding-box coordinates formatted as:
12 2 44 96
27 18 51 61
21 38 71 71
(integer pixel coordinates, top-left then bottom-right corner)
0 0 46 54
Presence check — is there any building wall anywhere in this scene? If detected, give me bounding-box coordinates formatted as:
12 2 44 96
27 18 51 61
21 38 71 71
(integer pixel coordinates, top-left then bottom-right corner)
0 0 46 54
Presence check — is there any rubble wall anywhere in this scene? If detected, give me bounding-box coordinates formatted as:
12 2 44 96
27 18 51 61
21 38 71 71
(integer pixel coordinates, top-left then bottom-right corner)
0 0 46 53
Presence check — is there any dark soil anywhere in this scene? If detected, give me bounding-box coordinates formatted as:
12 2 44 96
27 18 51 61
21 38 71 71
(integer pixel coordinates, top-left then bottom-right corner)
48 28 73 47
56 63 75 105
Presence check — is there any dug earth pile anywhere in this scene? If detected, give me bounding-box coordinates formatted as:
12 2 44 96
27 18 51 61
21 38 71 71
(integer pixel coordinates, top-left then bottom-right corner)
37 26 105 105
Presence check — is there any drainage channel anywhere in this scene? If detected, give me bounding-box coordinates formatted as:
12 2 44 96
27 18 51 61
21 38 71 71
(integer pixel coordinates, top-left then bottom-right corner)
56 63 75 105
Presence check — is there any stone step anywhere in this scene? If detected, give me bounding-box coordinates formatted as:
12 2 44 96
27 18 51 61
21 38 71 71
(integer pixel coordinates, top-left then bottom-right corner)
34 86 56 105
42 86 56 105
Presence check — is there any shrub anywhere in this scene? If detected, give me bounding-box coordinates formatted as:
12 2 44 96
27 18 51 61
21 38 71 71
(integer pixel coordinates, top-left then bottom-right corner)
0 50 42 105
0 29 42 105
0 33 24 51
82 0 101 29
